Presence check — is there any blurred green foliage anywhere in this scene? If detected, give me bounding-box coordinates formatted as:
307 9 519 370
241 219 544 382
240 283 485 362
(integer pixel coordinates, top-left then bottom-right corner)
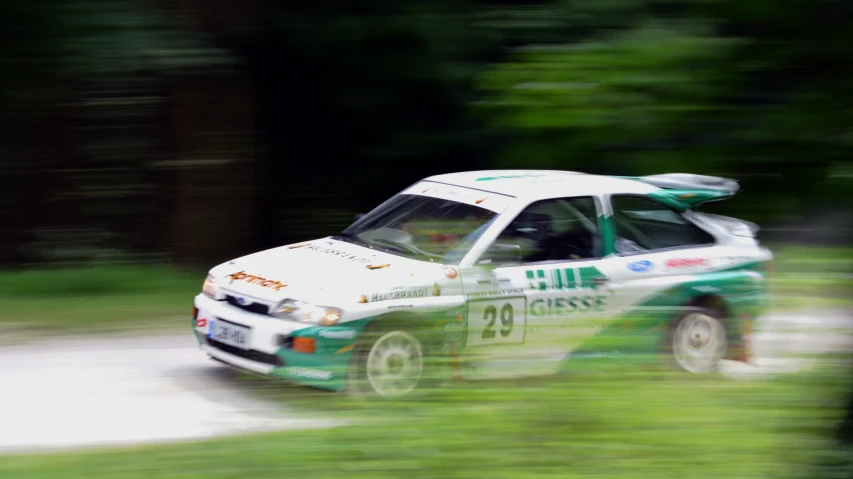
0 265 200 336
1 0 852 267
475 0 853 224
0 265 200 298
0 0 230 118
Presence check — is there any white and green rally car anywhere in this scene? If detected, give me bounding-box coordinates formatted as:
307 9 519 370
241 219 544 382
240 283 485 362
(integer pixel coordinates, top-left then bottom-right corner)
192 170 773 397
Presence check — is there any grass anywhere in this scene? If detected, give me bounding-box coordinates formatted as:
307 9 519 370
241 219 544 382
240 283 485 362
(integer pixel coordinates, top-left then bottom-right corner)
1 362 851 478
764 244 853 310
0 265 202 337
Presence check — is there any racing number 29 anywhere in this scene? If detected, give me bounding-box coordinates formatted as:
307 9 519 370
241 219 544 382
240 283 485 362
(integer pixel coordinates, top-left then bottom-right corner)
482 303 513 339
466 297 525 347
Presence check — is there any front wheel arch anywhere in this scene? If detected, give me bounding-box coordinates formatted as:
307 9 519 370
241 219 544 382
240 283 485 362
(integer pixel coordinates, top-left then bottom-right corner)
359 312 447 354
346 312 448 399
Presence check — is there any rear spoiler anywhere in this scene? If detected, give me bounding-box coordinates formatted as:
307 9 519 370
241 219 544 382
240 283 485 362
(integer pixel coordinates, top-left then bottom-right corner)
614 173 740 211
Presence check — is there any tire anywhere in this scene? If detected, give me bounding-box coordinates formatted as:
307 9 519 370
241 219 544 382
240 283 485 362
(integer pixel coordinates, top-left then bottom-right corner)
665 306 729 374
346 320 442 400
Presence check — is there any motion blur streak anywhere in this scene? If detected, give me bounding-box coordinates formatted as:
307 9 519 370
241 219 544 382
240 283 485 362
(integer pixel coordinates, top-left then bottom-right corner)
0 0 852 477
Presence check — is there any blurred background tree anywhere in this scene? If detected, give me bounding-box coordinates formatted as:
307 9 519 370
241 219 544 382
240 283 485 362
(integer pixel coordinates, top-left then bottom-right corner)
0 0 851 269
0 0 234 268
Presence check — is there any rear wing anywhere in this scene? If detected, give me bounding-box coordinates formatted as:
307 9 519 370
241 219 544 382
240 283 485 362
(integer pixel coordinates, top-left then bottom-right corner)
614 173 740 211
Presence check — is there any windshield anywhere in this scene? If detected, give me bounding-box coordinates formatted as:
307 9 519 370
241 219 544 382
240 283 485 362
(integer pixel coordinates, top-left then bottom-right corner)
336 194 499 264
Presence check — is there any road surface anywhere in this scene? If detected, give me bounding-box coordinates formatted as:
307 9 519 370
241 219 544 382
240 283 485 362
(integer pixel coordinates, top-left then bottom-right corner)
0 309 850 455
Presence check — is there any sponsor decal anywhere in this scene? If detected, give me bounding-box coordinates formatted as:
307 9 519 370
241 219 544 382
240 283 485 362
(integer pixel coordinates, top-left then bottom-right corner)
388 304 414 309
529 321 613 331
318 329 356 339
529 296 608 316
433 283 442 297
285 367 333 380
411 182 512 213
525 266 605 291
443 266 458 279
466 288 524 300
477 278 510 285
195 318 208 328
366 263 390 270
305 245 371 263
287 243 310 249
627 260 654 272
367 287 430 303
225 271 288 291
664 258 708 269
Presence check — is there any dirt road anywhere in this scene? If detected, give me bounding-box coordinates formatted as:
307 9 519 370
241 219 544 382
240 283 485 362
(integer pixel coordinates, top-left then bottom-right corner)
0 309 850 454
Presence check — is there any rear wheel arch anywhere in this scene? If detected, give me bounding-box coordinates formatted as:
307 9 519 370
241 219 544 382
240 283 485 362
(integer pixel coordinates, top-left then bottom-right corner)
674 294 735 342
684 294 730 319
659 293 732 373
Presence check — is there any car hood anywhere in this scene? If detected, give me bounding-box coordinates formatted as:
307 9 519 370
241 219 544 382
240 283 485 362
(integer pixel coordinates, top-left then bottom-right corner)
208 237 447 305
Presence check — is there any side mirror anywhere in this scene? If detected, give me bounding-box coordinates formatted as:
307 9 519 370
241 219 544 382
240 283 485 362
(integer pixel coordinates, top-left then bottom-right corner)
477 242 523 266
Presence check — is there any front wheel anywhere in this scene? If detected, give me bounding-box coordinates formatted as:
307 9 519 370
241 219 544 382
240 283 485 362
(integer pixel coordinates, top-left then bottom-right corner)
348 327 427 399
667 308 728 373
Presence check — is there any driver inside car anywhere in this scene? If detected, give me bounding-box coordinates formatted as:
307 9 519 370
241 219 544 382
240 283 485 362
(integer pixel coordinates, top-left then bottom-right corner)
495 206 598 263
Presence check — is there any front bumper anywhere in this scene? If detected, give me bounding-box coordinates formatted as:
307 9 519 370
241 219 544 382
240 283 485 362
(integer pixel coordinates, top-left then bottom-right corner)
192 294 359 391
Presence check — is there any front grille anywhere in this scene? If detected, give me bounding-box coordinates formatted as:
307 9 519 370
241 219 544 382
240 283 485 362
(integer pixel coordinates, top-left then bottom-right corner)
225 295 270 315
206 337 285 367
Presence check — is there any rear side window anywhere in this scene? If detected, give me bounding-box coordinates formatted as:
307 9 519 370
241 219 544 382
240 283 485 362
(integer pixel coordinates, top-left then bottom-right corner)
610 195 715 254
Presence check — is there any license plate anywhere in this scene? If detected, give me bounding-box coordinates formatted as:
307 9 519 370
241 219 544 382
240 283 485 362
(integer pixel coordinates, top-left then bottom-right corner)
209 319 252 350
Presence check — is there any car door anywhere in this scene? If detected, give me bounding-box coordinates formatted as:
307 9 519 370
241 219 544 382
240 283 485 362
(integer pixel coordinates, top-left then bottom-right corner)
457 195 633 380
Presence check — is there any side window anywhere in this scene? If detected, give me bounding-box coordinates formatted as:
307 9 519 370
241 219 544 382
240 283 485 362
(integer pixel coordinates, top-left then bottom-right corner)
610 195 715 254
487 196 602 264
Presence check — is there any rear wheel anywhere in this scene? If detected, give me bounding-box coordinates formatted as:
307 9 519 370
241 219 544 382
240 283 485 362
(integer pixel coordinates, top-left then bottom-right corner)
667 307 728 373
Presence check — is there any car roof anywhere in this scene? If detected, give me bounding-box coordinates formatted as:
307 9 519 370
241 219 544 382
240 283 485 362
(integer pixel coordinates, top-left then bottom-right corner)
423 169 659 199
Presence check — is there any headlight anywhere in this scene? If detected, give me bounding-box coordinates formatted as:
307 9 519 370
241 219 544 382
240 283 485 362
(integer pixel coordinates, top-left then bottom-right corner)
202 274 218 298
272 299 341 326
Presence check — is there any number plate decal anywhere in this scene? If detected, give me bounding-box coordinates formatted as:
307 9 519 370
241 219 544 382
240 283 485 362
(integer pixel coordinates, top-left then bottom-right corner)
209 318 252 350
465 296 527 347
